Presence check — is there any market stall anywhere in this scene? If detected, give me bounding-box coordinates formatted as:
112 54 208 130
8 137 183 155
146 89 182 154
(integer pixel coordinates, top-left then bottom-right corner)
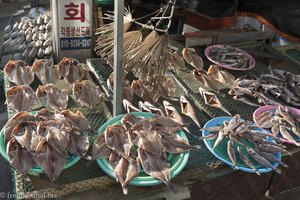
1 1 300 199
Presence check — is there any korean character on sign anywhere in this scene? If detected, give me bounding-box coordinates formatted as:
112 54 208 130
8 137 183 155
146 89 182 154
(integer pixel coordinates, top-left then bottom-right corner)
71 27 76 36
64 2 85 22
66 27 71 36
81 26 86 36
85 26 91 36
76 27 81 36
60 27 66 36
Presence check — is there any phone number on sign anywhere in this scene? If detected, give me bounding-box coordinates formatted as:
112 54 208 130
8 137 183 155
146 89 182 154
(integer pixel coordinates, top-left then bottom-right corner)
60 37 92 50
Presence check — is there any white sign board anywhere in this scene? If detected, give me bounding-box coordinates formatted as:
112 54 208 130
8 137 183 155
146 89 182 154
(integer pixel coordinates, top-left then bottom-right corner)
52 0 93 62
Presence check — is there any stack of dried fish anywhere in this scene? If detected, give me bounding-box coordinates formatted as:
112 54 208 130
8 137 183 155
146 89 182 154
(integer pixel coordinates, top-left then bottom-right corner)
3 14 52 59
229 67 300 107
254 105 300 146
123 95 202 128
207 45 254 69
91 114 200 194
4 109 90 183
202 114 288 174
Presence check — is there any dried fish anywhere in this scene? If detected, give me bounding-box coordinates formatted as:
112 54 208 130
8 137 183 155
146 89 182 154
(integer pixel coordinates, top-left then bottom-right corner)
138 148 176 192
67 131 90 156
12 121 41 152
123 99 140 113
36 139 67 184
207 65 235 89
182 48 203 69
199 87 231 116
4 112 35 143
60 110 90 132
58 57 85 84
91 134 112 159
36 84 68 110
7 138 36 176
193 69 221 92
247 148 282 174
73 80 102 109
6 85 37 112
237 146 260 175
37 120 70 157
33 59 60 84
227 140 238 169
105 124 133 162
180 96 201 128
162 134 200 153
4 60 34 85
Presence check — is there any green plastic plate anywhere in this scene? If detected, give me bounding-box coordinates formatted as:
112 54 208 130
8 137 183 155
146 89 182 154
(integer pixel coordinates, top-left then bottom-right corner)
95 112 190 186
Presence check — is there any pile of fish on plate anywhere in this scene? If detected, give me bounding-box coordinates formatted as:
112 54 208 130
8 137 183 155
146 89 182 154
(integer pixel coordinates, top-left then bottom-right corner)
229 67 300 107
207 45 254 69
255 105 300 146
4 58 103 112
202 114 289 174
91 114 200 194
4 109 90 184
123 95 202 129
3 14 52 60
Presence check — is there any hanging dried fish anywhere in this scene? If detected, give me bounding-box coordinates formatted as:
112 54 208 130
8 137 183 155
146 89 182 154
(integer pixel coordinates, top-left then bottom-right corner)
199 87 232 116
123 99 140 113
182 48 203 69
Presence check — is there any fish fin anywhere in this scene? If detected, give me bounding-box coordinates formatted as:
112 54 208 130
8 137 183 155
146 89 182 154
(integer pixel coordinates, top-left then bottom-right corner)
192 145 201 150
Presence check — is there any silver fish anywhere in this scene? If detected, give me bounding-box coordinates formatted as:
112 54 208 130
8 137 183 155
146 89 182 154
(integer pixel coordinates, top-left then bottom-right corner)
44 46 52 55
247 148 282 174
227 140 238 169
4 25 11 33
237 146 260 175
279 125 299 146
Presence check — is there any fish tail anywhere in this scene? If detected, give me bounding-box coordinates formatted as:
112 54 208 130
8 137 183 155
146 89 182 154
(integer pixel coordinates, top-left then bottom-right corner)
83 155 93 160
122 185 128 195
168 183 178 193
86 160 95 167
192 145 201 150
255 170 261 176
274 168 282 174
